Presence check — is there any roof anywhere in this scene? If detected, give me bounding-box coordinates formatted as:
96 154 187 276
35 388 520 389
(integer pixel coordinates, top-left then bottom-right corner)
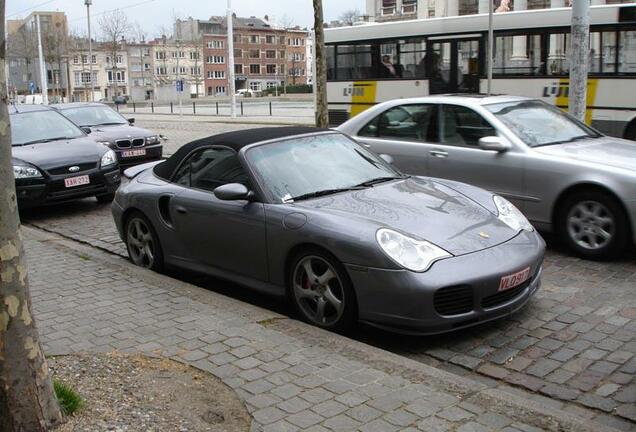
50 102 110 110
154 126 330 180
9 104 54 114
389 94 532 106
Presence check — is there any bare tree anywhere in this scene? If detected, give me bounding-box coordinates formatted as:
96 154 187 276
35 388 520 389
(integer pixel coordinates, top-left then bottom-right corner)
99 9 130 100
132 21 147 43
313 0 328 127
339 9 361 25
7 23 37 96
189 36 205 98
0 2 63 431
278 15 294 94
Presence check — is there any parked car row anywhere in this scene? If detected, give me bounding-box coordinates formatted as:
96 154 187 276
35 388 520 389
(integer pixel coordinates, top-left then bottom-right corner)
8 102 163 208
8 95 635 335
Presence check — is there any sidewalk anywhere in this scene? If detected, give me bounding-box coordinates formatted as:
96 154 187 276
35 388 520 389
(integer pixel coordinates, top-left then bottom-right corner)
25 226 617 432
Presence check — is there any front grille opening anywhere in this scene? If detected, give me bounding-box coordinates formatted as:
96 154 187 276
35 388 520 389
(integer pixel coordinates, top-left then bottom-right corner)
132 138 145 147
481 280 530 309
434 284 473 316
116 140 132 149
47 163 97 176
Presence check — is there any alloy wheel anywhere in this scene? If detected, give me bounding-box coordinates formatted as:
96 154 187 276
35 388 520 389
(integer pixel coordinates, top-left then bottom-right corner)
566 200 615 251
127 217 156 268
292 256 345 327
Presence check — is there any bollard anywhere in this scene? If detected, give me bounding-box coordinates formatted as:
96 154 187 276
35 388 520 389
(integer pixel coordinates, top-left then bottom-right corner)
241 101 244 116
151 102 154 113
269 101 272 116
193 101 196 114
133 102 136 113
216 102 219 115
116 103 119 112
170 102 173 114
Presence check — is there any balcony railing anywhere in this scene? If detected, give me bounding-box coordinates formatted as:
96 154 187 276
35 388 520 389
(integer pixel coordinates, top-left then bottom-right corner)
381 6 397 16
402 3 417 14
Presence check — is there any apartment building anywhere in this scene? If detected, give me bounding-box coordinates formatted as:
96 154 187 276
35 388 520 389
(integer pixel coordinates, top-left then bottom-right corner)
69 41 128 102
127 42 155 101
365 0 632 22
7 11 70 101
149 36 206 101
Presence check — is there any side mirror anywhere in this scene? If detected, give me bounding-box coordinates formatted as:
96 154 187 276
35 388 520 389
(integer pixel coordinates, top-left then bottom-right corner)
128 118 135 125
80 126 92 134
214 183 255 201
478 136 510 153
379 154 394 164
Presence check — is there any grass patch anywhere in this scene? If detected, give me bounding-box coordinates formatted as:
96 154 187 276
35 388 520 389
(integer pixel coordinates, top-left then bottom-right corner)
54 379 83 415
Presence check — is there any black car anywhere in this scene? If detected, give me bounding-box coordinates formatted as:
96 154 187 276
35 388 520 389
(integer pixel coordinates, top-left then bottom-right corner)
52 103 163 168
10 104 121 208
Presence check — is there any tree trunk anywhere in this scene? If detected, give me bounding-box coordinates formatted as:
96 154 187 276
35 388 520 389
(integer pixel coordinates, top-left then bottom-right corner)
0 1 63 429
313 0 329 128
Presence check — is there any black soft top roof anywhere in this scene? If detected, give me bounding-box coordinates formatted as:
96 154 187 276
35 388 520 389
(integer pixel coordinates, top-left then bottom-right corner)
154 126 330 180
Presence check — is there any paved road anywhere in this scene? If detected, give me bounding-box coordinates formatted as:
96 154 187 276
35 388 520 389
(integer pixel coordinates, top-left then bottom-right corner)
20 119 636 431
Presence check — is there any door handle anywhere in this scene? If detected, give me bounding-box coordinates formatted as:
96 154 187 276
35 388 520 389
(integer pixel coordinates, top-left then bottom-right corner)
175 205 188 214
362 143 371 148
429 150 449 158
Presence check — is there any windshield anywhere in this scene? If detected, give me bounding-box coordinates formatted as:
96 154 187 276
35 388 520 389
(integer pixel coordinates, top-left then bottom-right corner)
246 133 402 203
485 100 600 147
61 105 127 127
10 110 84 146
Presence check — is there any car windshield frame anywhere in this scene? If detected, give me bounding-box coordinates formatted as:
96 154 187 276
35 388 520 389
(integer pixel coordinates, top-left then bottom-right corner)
10 110 85 146
484 99 601 148
61 105 128 127
244 132 404 204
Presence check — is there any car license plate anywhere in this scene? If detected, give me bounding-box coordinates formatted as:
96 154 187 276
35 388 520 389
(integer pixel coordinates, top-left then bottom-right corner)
122 149 146 158
499 267 531 292
64 175 90 188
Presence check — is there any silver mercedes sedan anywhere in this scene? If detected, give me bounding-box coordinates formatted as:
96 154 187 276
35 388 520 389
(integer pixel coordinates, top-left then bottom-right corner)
338 95 636 259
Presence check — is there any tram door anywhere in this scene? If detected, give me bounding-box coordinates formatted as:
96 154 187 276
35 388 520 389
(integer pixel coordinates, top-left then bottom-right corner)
428 38 480 94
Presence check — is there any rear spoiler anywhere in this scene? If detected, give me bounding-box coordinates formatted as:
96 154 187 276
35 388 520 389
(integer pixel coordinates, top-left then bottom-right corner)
123 160 163 180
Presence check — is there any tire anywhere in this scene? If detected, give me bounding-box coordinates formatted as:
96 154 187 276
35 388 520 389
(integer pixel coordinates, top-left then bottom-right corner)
96 193 115 204
625 121 636 142
288 248 357 332
124 211 164 272
557 190 629 259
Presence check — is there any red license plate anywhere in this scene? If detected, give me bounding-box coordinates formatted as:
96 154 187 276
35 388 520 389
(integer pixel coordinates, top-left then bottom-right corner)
499 267 531 292
64 175 90 188
122 149 146 158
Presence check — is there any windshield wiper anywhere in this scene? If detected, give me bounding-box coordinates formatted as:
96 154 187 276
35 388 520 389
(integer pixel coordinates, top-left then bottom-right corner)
95 122 126 126
289 186 365 202
20 137 74 145
534 135 592 147
354 175 408 188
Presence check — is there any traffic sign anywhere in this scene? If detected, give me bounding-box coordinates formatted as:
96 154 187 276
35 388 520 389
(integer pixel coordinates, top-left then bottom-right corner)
29 81 36 94
176 79 184 93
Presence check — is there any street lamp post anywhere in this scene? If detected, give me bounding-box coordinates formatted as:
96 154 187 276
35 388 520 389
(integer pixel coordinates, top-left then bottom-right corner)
487 0 493 96
85 0 95 101
227 0 236 118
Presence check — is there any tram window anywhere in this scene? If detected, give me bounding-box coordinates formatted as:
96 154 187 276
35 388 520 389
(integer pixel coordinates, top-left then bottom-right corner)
379 42 402 78
327 45 336 80
399 38 427 78
619 31 636 74
547 33 571 75
494 34 542 75
590 32 617 73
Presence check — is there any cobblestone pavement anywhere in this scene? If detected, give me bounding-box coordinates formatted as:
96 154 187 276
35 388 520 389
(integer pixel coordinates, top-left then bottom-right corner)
25 227 614 432
19 120 636 430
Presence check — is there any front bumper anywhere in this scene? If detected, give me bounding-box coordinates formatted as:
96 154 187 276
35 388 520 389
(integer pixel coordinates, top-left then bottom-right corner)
115 144 163 168
346 230 545 335
16 168 121 208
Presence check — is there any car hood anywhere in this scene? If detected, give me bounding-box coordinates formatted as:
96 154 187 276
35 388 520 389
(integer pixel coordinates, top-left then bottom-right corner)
12 137 107 170
295 177 518 256
88 124 154 142
534 137 636 171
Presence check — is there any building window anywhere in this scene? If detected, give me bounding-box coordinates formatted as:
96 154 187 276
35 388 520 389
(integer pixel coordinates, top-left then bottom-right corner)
249 49 260 59
250 64 261 74
213 70 225 79
207 86 213 95
279 36 286 45
190 51 200 60
143 48 150 56
74 71 97 86
156 66 167 75
289 37 304 46
279 50 285 59
116 55 123 64
266 64 276 74
156 51 166 60
190 66 201 75
143 63 150 71
250 35 259 44
235 64 243 74
266 35 275 44
279 64 285 74
207 55 225 64
73 55 79 64
82 55 88 64
207 40 224 49
234 49 242 58
249 81 262 91
266 81 278 89
108 70 126 83
91 55 97 64
266 50 276 59
215 86 226 95
291 52 305 61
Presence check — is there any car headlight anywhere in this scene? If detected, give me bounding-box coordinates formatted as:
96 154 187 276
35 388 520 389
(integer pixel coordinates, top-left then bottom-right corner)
101 149 117 168
145 135 160 145
493 195 533 232
13 165 42 179
376 228 452 272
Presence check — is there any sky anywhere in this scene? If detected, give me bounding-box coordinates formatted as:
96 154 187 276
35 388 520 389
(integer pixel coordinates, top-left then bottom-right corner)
7 0 365 38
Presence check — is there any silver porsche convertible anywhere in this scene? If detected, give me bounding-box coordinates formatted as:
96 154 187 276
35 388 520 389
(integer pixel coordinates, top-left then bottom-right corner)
112 127 545 334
